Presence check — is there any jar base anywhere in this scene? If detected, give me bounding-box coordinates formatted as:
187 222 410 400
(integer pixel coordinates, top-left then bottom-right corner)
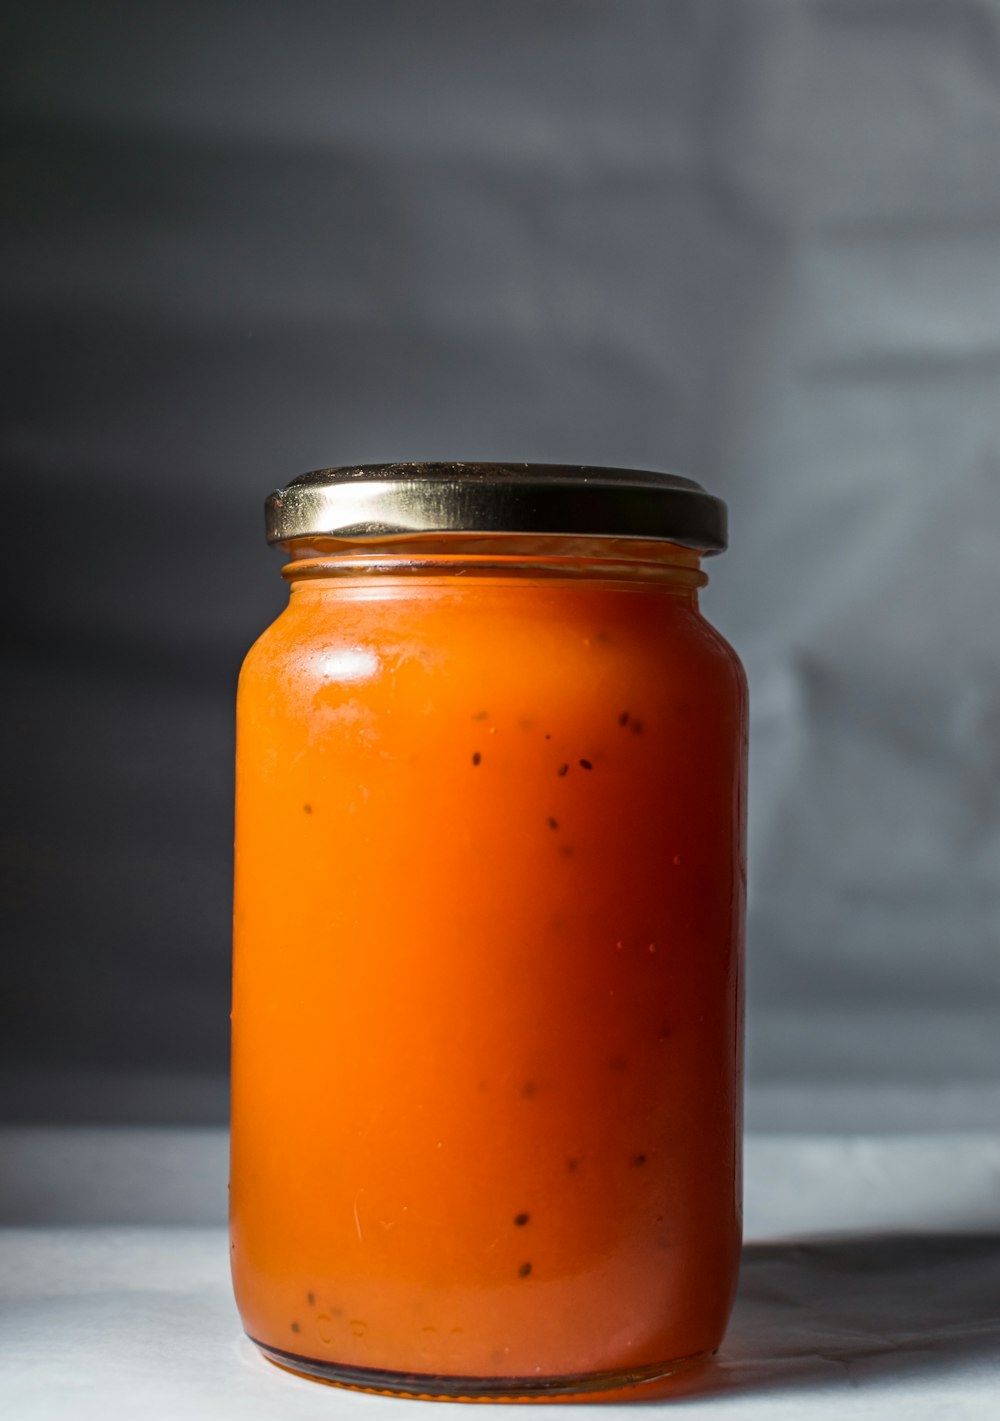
252 1336 713 1402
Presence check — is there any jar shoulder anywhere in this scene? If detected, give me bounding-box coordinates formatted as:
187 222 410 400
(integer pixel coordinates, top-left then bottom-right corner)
688 611 748 705
237 603 302 693
237 591 747 717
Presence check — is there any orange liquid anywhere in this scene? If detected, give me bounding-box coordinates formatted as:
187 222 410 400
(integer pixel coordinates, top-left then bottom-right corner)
230 551 747 1396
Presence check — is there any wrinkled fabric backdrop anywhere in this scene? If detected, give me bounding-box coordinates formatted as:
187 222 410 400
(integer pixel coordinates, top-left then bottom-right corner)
2 0 998 1121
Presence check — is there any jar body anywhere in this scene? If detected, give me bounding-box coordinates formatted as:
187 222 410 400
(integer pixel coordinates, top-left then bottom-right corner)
230 543 747 1400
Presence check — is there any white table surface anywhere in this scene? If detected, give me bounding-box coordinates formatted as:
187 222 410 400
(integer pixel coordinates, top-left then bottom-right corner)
2 1127 999 1418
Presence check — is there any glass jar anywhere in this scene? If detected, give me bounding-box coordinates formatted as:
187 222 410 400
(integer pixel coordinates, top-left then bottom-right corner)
230 463 747 1401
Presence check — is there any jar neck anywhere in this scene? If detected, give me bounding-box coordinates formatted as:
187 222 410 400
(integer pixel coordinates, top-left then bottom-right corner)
280 534 709 599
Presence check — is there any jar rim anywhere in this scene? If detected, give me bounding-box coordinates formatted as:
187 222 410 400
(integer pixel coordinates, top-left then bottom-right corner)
265 462 727 552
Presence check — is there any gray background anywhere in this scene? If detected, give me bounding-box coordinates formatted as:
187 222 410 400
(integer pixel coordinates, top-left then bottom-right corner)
3 0 998 1122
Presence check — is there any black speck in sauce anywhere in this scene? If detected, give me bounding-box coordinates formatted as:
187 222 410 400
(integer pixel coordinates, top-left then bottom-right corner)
521 1081 538 1099
544 733 552 740
633 1153 648 1167
514 1212 530 1227
518 1262 533 1278
546 816 559 830
307 1291 315 1307
472 710 489 721
618 711 630 727
472 751 481 766
631 719 644 735
557 763 569 777
303 804 313 814
291 1321 301 1334
566 1158 580 1173
579 759 593 770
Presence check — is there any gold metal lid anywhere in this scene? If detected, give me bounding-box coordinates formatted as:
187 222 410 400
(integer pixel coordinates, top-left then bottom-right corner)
265 462 727 551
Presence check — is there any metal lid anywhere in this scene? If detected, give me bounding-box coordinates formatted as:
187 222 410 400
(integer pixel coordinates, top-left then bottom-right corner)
265 462 727 551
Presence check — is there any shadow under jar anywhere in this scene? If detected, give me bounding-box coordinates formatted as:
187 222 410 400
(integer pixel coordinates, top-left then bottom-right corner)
230 463 748 1401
